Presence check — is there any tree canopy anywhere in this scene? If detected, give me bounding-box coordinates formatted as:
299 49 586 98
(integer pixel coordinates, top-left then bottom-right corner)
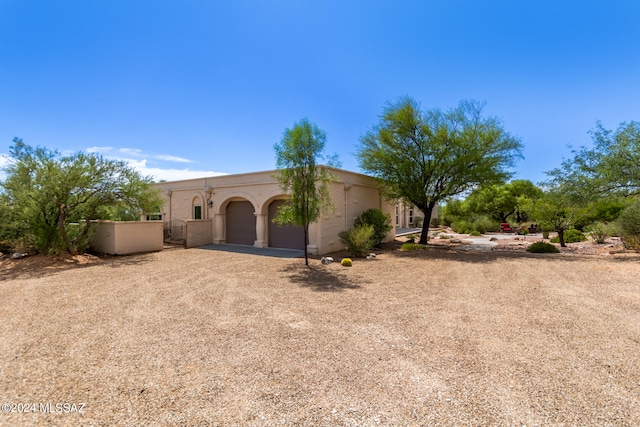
358 97 523 244
273 118 339 265
1 138 162 255
547 121 640 200
466 179 542 223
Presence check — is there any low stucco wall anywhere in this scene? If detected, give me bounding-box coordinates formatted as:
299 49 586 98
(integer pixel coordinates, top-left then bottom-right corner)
185 219 213 248
90 221 163 255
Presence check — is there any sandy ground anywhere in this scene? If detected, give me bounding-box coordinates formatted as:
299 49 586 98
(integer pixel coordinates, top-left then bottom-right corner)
1 243 639 426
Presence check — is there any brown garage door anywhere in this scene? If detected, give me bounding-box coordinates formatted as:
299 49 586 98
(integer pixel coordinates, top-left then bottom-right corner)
268 200 306 250
226 201 256 245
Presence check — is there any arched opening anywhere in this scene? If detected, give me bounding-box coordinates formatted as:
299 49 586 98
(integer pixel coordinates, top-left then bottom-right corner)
225 200 256 245
268 199 305 250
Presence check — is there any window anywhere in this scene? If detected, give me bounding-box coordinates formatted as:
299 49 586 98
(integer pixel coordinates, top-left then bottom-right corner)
409 207 414 225
395 205 399 226
194 205 202 220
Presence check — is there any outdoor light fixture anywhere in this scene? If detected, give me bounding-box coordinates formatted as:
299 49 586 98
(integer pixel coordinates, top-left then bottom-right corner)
207 201 213 208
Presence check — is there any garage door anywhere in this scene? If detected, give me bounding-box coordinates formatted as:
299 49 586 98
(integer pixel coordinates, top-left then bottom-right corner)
226 201 256 245
268 200 306 250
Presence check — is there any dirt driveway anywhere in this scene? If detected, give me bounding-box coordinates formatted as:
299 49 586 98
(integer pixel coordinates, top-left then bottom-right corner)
1 246 639 426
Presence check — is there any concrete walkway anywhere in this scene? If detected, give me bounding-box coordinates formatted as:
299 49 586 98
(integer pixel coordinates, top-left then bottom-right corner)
196 244 305 258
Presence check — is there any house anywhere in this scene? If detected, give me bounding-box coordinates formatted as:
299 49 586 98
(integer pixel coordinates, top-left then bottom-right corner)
394 201 438 229
151 167 398 255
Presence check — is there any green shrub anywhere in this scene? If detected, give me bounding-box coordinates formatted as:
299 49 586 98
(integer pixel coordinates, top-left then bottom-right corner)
472 217 498 234
585 221 613 244
550 228 587 244
341 258 353 267
622 234 640 251
450 220 472 234
616 199 640 250
527 241 560 253
339 224 375 257
354 208 392 246
469 230 482 236
401 242 426 251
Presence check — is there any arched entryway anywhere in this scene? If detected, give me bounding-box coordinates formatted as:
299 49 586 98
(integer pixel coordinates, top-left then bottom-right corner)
226 200 256 245
268 200 305 250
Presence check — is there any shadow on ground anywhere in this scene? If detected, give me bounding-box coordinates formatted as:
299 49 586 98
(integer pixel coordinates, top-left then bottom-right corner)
0 252 157 282
280 263 368 292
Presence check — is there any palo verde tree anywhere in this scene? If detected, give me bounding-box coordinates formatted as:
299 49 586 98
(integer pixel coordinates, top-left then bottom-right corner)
524 186 585 247
547 121 640 199
358 97 523 244
1 138 163 255
273 118 339 265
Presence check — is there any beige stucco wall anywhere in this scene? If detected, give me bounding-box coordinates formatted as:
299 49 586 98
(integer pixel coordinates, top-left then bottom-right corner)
90 221 163 255
185 219 213 248
152 167 395 255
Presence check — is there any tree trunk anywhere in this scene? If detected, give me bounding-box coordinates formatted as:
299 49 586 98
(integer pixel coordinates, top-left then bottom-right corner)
557 228 566 247
418 205 434 245
303 224 309 266
57 204 78 256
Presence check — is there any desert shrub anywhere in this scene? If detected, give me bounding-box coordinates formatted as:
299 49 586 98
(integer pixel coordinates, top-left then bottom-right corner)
622 235 640 251
450 220 472 234
354 208 392 246
469 230 482 236
340 258 353 267
527 241 560 253
616 199 640 250
439 234 453 239
338 224 374 257
472 217 498 234
585 221 613 244
401 242 425 251
550 228 587 244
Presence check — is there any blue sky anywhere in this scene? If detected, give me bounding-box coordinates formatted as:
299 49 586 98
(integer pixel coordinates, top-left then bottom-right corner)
1 1 639 184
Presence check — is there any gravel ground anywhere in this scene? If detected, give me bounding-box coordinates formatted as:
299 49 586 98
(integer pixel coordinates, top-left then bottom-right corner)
1 245 639 426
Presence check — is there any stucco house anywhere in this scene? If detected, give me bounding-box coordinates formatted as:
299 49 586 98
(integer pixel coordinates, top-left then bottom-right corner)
151 167 401 255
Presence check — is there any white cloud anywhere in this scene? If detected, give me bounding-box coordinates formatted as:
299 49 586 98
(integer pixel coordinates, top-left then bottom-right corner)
86 146 113 154
119 148 143 156
102 156 226 182
153 154 192 163
138 167 228 182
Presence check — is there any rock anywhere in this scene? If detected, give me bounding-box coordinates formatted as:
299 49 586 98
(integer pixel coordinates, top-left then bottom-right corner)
0 252 4 259
489 237 498 242
451 238 462 244
321 256 334 264
11 252 28 259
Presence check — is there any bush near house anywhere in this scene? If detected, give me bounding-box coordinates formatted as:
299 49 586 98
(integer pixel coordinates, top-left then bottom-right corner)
354 208 392 246
339 224 375 257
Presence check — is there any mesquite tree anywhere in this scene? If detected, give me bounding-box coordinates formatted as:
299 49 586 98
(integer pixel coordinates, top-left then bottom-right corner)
358 97 523 244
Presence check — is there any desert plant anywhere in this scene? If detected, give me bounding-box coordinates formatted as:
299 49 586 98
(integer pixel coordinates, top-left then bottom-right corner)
450 220 473 234
469 230 482 236
585 221 613 244
341 258 353 266
616 199 640 250
550 228 586 244
439 234 453 239
338 224 375 257
401 242 426 251
472 217 498 234
527 241 560 253
354 208 392 246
